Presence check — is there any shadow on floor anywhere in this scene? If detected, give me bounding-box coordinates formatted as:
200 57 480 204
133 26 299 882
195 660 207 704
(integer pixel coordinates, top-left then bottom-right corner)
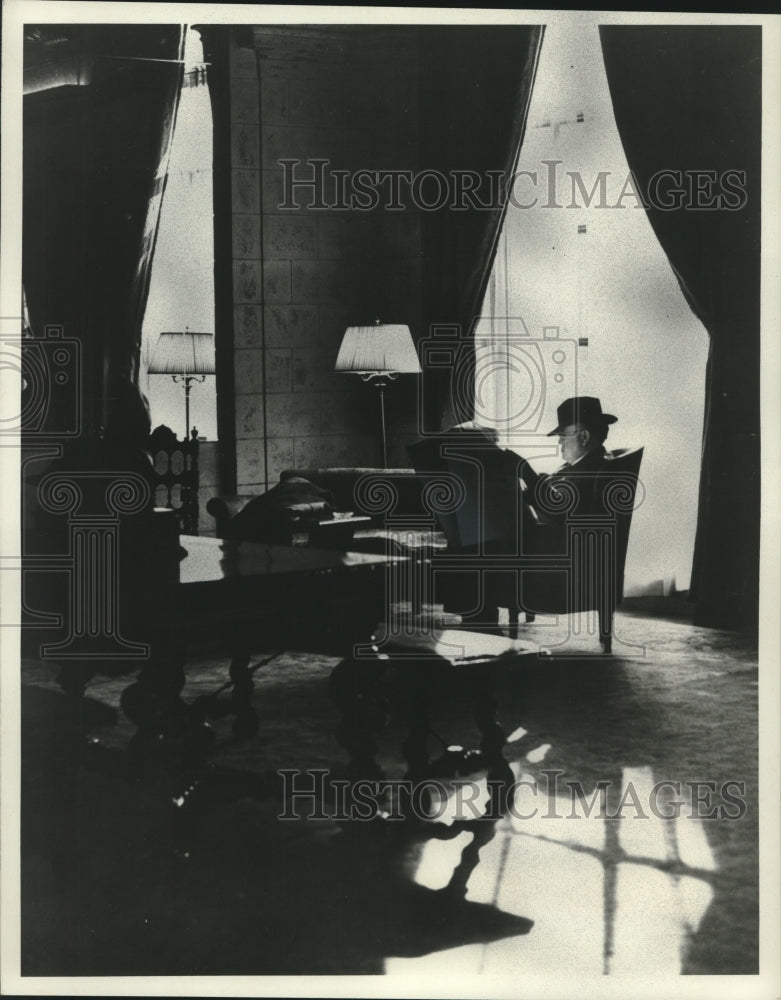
18 610 758 977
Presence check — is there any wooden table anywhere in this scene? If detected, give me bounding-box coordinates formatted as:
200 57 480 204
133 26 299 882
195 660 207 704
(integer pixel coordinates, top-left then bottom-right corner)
298 513 372 549
121 536 403 749
118 538 536 831
104 535 544 861
330 628 538 783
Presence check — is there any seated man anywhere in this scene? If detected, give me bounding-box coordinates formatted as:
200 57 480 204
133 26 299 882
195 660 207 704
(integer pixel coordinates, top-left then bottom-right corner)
517 395 618 548
408 399 626 631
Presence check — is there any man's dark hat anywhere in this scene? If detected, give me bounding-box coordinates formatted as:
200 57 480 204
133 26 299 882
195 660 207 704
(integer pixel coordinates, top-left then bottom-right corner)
547 396 617 436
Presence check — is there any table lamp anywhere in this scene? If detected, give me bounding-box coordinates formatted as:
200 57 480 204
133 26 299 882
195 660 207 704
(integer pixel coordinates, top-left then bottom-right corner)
335 321 420 466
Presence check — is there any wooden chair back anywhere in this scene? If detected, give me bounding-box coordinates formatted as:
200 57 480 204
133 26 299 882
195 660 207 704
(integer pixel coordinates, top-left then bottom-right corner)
148 424 200 535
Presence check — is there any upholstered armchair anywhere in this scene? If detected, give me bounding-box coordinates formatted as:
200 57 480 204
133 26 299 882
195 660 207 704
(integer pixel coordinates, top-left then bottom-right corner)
408 432 644 653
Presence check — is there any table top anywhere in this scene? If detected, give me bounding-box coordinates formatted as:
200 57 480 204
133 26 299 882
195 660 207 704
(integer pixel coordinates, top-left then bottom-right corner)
177 535 402 586
377 627 537 665
316 513 373 527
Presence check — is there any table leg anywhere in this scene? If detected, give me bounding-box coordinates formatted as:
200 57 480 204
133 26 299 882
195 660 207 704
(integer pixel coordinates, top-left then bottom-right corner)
329 656 388 779
57 662 93 699
467 663 506 765
120 630 189 756
400 659 437 781
229 649 260 740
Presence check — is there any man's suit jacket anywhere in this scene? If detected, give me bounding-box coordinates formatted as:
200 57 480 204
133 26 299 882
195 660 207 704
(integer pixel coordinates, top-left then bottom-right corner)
518 445 613 552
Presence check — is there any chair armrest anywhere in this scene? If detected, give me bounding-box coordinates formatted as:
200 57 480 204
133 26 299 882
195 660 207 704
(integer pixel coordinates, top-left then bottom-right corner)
206 495 257 536
281 501 332 522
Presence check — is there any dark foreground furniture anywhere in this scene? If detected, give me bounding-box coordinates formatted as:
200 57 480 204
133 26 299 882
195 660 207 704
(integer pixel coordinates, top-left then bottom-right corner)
207 469 448 616
120 535 402 750
330 627 537 783
207 468 440 540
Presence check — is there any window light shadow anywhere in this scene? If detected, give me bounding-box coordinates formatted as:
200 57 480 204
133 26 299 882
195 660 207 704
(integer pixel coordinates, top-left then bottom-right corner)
385 761 715 974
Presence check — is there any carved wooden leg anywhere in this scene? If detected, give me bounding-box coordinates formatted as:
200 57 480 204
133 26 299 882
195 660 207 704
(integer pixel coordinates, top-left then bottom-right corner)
229 648 259 740
467 663 507 766
57 662 92 699
399 658 437 782
121 631 188 761
53 662 109 752
329 656 387 779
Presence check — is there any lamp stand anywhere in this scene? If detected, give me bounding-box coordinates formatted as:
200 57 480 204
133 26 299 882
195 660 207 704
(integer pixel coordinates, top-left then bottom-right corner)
172 373 206 441
376 378 388 468
362 373 397 468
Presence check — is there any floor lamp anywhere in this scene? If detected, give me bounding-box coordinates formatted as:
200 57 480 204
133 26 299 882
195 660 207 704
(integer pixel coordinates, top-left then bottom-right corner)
148 330 216 441
335 322 421 467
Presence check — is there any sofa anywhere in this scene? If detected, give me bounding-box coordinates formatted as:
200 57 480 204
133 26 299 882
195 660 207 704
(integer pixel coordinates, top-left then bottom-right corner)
206 469 448 621
206 467 446 544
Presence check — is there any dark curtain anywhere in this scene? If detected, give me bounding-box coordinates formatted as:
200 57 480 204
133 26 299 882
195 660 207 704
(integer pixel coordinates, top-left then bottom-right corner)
417 25 544 430
599 26 761 631
23 24 183 438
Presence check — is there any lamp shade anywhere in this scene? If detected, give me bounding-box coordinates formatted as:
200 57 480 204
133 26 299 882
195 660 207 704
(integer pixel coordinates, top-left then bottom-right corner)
148 331 216 375
335 324 420 375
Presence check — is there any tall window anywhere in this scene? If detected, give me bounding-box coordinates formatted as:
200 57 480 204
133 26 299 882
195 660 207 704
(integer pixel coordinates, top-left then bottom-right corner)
139 27 216 441
474 23 708 595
